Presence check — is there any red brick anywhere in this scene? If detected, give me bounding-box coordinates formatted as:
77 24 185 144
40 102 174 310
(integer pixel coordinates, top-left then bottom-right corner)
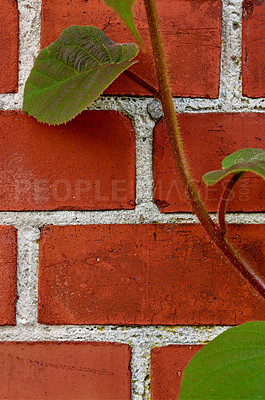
242 1 265 97
0 111 135 211
38 224 265 326
154 113 265 213
151 345 203 399
0 0 18 92
0 226 17 325
0 342 131 399
41 0 222 98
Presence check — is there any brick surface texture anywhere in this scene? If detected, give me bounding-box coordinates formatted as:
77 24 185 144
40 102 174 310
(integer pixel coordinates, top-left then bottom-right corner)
242 1 265 97
38 224 265 325
151 345 203 399
0 0 18 92
41 0 222 98
0 226 17 325
154 113 265 212
1 0 265 397
0 111 135 211
0 342 131 399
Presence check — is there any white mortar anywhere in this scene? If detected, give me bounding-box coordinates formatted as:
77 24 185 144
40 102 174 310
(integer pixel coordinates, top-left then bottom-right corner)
0 1 263 398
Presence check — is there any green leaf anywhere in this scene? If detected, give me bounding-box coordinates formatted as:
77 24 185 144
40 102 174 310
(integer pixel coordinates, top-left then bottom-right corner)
179 321 265 400
203 148 265 185
102 0 142 46
23 25 139 125
221 148 265 169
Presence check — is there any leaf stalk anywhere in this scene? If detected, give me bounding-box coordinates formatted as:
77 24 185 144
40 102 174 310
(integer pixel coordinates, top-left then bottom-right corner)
124 70 160 98
218 172 245 236
143 0 265 299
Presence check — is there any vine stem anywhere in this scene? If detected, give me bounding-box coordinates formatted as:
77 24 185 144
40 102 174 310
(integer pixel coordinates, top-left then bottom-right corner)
218 172 245 235
143 0 265 299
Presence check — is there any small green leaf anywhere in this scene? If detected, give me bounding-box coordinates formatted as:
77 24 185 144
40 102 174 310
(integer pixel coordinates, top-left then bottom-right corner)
179 321 265 400
102 0 142 46
203 148 265 185
23 25 139 125
222 148 265 169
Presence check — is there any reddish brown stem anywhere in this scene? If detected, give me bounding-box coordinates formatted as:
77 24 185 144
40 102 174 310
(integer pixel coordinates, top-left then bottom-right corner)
143 0 265 299
124 70 160 98
218 172 245 235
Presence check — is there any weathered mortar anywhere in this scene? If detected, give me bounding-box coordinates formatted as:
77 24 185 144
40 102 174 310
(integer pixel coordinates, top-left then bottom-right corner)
0 0 264 398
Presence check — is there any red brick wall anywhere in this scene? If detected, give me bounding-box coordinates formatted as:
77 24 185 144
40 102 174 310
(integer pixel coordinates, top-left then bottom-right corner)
0 0 264 398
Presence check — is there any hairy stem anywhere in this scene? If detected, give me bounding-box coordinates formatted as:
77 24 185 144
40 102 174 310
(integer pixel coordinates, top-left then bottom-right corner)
124 70 160 98
143 0 265 299
218 172 245 235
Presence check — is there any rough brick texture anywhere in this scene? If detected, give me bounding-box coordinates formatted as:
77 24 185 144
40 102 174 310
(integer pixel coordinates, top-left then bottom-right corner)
154 113 265 213
0 226 17 325
38 224 265 326
151 345 203 399
41 0 222 98
0 0 18 93
0 111 135 211
0 342 131 399
242 1 265 97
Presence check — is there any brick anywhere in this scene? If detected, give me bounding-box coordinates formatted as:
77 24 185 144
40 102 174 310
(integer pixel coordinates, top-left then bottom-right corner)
0 342 131 399
0 0 18 92
0 111 135 211
154 113 265 213
38 224 265 326
242 1 265 97
0 226 17 325
151 345 203 399
41 0 222 98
